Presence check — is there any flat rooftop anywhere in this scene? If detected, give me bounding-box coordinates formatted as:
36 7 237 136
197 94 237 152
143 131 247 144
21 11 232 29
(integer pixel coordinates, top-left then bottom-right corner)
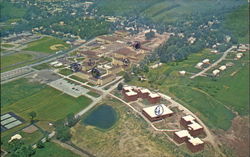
188 122 203 131
143 104 173 118
182 115 195 122
188 137 204 146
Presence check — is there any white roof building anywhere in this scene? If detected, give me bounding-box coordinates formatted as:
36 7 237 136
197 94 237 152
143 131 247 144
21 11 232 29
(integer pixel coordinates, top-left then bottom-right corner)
219 65 226 71
139 88 151 94
125 91 137 96
174 130 191 138
149 93 160 98
179 71 186 75
212 69 220 76
202 59 210 64
182 115 195 122
8 134 22 143
142 104 173 118
188 123 203 131
196 62 203 68
188 137 204 146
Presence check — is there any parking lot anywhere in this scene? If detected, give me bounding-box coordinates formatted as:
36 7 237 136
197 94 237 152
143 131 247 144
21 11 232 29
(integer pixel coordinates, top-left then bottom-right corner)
48 79 89 98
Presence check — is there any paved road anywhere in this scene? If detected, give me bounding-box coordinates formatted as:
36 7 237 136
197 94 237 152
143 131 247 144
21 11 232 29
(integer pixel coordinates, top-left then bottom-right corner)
190 47 234 79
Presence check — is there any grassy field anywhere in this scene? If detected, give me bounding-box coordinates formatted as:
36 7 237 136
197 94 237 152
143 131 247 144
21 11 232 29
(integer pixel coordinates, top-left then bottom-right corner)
87 91 100 98
33 142 80 157
2 86 92 121
0 53 35 69
24 36 69 53
58 68 73 76
1 78 45 106
33 63 51 70
130 49 249 130
223 4 249 43
70 75 87 83
71 98 217 157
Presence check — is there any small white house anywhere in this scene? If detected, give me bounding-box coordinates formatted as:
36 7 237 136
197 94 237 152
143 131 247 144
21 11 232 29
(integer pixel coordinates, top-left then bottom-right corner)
196 62 203 69
236 53 243 59
212 69 220 76
219 65 227 71
179 71 186 75
202 59 210 64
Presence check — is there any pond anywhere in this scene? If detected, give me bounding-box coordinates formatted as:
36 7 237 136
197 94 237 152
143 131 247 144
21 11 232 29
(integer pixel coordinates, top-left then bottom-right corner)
83 104 118 130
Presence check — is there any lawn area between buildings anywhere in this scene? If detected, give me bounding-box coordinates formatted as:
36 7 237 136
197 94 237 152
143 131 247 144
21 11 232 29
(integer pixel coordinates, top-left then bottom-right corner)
23 36 69 53
58 68 73 76
129 49 249 130
87 91 100 98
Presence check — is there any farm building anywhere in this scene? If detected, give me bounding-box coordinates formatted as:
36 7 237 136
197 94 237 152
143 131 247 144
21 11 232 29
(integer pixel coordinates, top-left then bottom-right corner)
186 137 205 153
211 50 218 54
173 130 191 144
148 93 161 104
202 59 210 64
142 104 173 122
212 69 220 76
187 122 204 136
219 65 227 71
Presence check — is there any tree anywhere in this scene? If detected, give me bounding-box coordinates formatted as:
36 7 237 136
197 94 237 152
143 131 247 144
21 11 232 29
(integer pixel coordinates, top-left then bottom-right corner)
117 83 123 90
37 141 45 149
56 126 71 142
28 112 37 123
145 31 155 40
123 72 131 83
66 113 78 127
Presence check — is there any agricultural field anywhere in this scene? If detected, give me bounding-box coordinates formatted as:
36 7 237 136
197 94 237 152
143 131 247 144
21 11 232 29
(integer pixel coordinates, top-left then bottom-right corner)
33 142 80 157
23 36 69 53
223 4 249 43
130 48 249 130
0 52 35 69
1 43 15 48
71 98 217 157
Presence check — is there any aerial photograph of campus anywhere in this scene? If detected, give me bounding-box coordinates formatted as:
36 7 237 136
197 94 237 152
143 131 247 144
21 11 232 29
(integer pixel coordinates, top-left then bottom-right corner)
0 0 249 157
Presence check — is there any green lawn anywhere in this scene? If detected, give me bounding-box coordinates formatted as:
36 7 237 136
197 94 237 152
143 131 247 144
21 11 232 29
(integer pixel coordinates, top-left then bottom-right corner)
2 87 92 121
1 78 45 106
33 142 80 157
58 68 73 76
223 4 249 43
129 49 249 130
1 53 35 69
33 63 51 70
70 75 88 83
87 91 100 98
24 36 69 53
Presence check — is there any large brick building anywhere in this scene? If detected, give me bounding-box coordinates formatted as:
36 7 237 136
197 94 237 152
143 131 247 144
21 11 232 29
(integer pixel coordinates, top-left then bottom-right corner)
186 137 205 153
180 115 204 136
142 104 173 122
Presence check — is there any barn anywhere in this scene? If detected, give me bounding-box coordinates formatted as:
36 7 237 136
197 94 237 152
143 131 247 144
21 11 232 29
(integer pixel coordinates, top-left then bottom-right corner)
142 104 173 122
